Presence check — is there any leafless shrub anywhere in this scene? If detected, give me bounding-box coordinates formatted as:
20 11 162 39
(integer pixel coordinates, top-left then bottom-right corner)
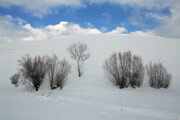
54 59 71 89
130 55 144 88
67 41 90 77
46 54 59 89
18 54 48 91
146 62 172 88
10 73 21 87
104 51 130 88
46 55 71 90
104 53 120 86
103 51 144 89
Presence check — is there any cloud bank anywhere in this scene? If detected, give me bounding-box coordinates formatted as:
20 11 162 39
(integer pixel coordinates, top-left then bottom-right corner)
108 27 127 34
1 14 179 43
0 0 83 18
152 8 180 38
0 0 179 39
0 15 101 42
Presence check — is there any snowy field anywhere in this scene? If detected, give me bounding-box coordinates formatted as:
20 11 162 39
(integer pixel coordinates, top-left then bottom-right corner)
0 34 180 120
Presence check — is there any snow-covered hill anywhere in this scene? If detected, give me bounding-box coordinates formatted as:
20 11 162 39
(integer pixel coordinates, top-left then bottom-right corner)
0 34 180 120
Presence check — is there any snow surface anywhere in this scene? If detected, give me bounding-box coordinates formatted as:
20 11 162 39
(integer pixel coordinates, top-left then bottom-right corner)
0 34 180 120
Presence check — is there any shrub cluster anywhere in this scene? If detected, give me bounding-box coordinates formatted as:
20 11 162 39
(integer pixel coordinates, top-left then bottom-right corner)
10 73 21 87
103 51 144 89
11 54 71 91
46 55 71 90
104 51 172 89
10 42 172 91
10 41 91 91
18 55 48 91
146 62 172 88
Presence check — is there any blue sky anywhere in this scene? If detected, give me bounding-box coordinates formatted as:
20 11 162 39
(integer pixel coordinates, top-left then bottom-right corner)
0 2 171 32
0 0 180 42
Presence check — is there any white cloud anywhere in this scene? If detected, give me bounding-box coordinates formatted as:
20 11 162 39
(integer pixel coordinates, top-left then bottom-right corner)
87 0 180 11
87 0 180 38
22 24 47 41
1 0 178 14
0 15 29 42
44 21 101 36
130 31 154 36
98 0 180 39
22 22 101 41
0 15 101 42
1 10 180 43
152 8 180 39
109 27 153 36
0 0 83 18
0 0 180 38
109 27 127 34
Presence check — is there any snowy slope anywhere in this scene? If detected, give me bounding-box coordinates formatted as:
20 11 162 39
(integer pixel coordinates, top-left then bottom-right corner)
0 34 180 120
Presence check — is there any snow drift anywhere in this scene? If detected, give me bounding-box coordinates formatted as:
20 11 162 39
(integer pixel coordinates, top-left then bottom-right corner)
0 34 180 120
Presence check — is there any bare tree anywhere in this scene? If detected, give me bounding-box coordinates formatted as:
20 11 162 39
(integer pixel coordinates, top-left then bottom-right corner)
67 42 90 77
10 73 21 87
146 62 172 88
46 55 71 90
130 55 144 88
18 54 48 91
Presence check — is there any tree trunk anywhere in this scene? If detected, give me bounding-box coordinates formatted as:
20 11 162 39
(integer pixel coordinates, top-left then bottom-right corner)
35 87 38 91
77 61 81 77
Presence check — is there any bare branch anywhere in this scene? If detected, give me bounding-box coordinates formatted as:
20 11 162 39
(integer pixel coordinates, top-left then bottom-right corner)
18 54 48 91
67 41 90 77
103 51 144 89
146 62 172 88
10 73 21 87
46 55 71 90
